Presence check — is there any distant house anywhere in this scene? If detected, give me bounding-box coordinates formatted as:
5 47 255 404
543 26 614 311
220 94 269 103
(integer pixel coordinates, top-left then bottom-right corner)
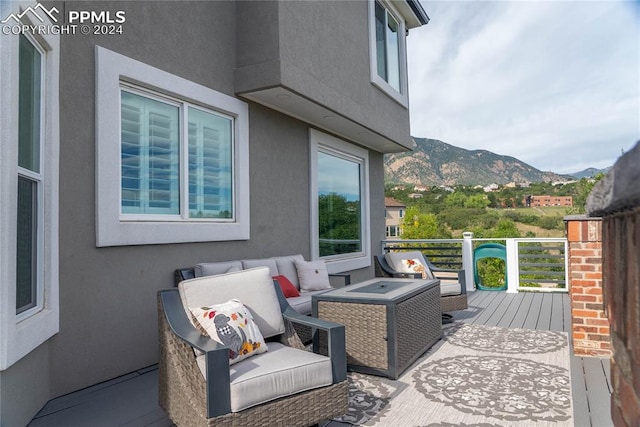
0 1 429 425
408 192 424 198
385 197 406 239
483 183 500 192
525 195 573 207
413 184 429 192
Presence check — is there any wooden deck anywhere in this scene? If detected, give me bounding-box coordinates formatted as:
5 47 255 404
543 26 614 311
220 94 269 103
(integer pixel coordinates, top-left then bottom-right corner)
29 290 613 427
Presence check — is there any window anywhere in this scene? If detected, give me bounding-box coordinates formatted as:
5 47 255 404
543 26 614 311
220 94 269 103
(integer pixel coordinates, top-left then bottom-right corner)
96 47 249 246
368 0 408 106
119 88 234 220
399 208 404 218
0 7 60 370
310 130 370 272
386 225 401 238
16 34 43 316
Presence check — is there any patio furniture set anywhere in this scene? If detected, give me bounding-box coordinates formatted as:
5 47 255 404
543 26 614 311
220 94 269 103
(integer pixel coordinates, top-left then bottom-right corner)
160 251 467 426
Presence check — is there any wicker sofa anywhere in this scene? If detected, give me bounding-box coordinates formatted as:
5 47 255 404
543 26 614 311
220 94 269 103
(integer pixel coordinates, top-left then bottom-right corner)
158 267 348 426
174 254 350 317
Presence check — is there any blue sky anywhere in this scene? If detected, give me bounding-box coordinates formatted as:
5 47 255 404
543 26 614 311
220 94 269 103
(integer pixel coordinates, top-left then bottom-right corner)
407 0 639 174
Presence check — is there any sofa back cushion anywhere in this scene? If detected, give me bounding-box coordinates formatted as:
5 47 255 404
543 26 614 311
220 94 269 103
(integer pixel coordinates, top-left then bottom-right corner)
385 251 435 280
273 254 305 288
178 267 285 339
241 258 279 276
195 261 243 277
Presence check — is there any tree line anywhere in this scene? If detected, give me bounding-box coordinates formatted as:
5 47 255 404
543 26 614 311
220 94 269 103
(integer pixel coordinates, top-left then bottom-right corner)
386 175 603 239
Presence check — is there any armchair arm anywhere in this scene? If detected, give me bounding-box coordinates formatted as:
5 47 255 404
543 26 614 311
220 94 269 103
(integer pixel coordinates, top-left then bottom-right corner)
282 305 347 383
159 289 233 418
428 266 467 295
329 273 351 286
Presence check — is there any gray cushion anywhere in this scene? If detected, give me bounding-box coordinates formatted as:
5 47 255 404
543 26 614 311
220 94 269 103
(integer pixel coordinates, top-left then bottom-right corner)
273 254 305 288
195 261 243 277
196 342 333 412
242 258 279 277
286 289 331 315
178 267 285 339
384 251 435 279
440 280 462 296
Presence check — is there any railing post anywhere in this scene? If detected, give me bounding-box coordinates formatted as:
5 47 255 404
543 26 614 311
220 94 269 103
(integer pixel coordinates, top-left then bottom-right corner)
462 232 474 292
505 239 519 293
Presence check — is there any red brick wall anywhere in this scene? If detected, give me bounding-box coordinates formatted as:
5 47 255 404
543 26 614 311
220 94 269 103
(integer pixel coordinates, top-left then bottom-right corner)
566 217 611 357
603 208 640 426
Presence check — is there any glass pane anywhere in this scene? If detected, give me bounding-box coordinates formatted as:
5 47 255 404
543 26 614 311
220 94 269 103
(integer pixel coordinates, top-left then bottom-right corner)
121 91 180 215
375 2 387 81
18 35 41 173
16 176 37 313
317 152 362 256
188 107 233 218
386 11 401 92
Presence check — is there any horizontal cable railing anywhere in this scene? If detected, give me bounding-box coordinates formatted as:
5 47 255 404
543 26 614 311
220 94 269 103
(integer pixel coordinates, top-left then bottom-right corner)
381 236 568 293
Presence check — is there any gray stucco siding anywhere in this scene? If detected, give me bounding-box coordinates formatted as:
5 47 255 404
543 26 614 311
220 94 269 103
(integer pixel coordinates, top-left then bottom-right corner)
235 0 413 147
0 2 384 417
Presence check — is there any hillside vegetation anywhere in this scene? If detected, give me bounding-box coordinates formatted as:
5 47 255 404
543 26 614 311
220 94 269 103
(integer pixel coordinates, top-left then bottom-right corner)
386 178 602 239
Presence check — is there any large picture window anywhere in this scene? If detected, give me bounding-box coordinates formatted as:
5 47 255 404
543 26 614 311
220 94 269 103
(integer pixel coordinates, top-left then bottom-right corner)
96 47 249 246
310 130 370 272
368 0 408 106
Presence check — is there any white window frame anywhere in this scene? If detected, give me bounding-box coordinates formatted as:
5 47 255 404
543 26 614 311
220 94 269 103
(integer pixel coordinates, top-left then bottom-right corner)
310 129 370 273
95 46 250 246
368 0 409 107
0 2 60 370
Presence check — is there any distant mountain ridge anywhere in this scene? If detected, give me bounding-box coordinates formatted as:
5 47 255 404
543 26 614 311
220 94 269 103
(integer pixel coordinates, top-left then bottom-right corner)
384 138 572 186
570 167 610 179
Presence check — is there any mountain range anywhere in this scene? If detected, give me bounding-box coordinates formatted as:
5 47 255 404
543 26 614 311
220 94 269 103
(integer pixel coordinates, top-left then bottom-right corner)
384 138 605 187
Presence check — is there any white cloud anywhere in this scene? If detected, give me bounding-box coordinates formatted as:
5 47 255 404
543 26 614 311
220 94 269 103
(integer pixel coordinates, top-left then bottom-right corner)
407 0 639 174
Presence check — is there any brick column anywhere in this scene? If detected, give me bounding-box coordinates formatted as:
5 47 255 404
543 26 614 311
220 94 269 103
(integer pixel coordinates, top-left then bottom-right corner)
565 215 610 357
587 141 640 427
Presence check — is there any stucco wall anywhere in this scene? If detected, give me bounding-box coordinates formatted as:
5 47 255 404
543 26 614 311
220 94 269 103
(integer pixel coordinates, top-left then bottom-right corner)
48 0 384 399
236 0 412 146
0 345 50 427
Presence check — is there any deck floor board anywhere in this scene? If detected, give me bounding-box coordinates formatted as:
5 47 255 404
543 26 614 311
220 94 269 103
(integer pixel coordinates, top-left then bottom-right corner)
29 290 612 427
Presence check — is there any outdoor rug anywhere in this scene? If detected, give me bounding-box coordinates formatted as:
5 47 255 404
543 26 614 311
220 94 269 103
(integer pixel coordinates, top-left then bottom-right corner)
335 323 573 426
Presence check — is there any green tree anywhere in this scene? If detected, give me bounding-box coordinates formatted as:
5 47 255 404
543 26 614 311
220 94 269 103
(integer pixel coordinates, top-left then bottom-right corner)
464 194 489 209
401 206 439 239
444 192 467 208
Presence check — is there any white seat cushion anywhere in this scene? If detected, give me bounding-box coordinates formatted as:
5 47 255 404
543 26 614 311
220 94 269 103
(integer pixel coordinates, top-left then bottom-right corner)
179 267 285 338
196 342 333 412
440 279 462 296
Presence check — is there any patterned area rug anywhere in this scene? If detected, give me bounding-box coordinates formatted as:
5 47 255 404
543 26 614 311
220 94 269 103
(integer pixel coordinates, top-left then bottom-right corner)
335 323 573 426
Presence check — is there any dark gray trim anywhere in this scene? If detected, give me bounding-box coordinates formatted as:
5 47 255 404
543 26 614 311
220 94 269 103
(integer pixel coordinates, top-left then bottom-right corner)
407 0 430 25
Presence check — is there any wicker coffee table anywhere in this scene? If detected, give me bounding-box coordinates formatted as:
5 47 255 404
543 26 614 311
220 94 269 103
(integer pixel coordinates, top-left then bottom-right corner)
312 278 442 379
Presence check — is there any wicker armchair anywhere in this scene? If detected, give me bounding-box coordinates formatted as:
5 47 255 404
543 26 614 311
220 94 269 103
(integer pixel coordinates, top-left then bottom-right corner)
374 252 468 315
158 267 348 426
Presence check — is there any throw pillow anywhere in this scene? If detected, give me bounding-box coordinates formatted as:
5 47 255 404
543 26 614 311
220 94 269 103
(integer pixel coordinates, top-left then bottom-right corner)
402 258 429 279
190 299 267 365
294 259 332 292
273 275 300 298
